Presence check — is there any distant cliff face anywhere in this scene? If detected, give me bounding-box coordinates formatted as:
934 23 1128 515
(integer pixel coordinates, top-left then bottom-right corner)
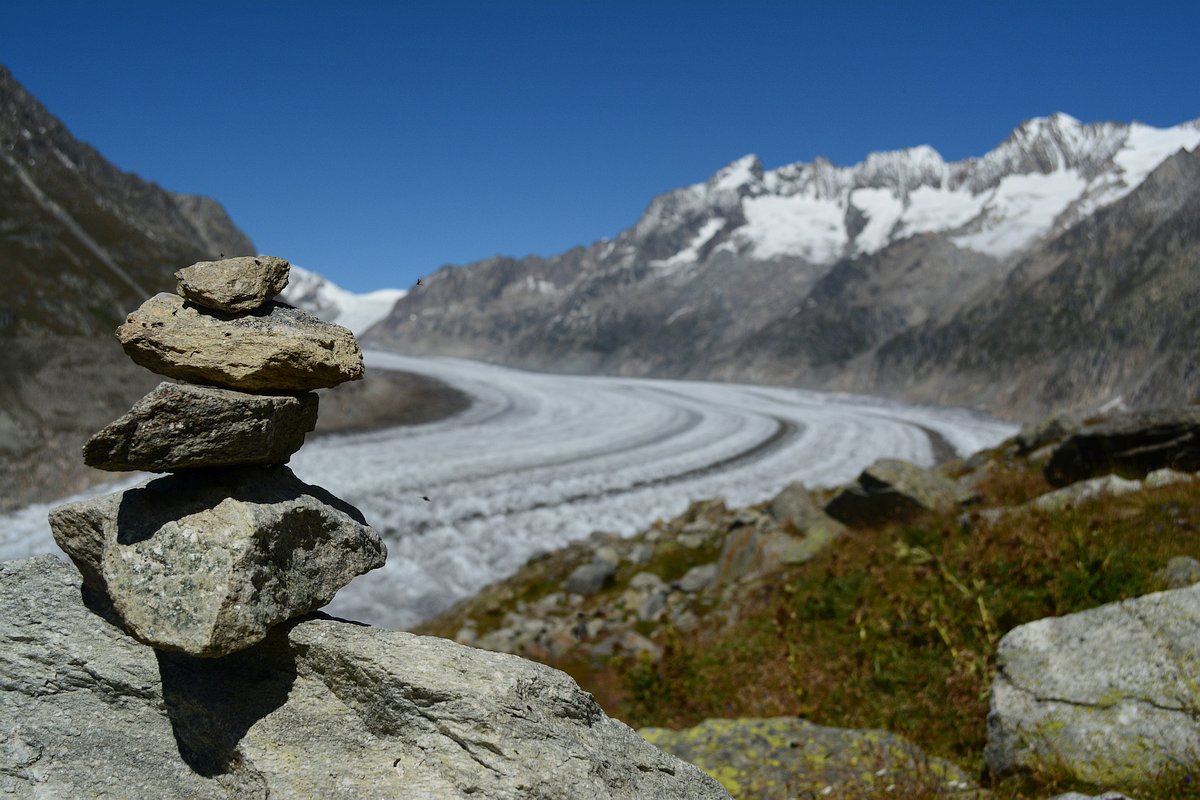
365 114 1200 419
0 65 255 510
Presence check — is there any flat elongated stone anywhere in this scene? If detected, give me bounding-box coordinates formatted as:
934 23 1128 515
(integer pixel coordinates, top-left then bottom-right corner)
175 255 291 312
49 466 385 657
83 382 318 471
117 293 364 390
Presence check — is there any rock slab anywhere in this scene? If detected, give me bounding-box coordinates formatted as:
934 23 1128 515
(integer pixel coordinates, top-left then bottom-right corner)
825 458 972 527
49 466 385 657
83 381 318 471
0 556 729 800
641 717 976 797
985 584 1200 786
1044 407 1200 486
117 293 364 391
175 255 291 313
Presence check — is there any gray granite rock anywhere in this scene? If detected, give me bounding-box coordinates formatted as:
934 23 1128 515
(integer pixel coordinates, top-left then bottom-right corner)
825 458 973 527
83 382 318 471
985 584 1200 786
0 556 728 800
117 293 363 391
1154 555 1200 589
565 560 617 596
49 466 385 657
175 255 291 313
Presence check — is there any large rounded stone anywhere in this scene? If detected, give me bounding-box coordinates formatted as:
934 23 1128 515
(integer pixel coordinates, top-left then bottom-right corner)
985 584 1200 786
84 382 318 471
117 293 364 391
175 255 291 313
48 466 385 657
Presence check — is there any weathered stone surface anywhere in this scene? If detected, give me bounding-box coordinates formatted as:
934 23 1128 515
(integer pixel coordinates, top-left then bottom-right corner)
1044 407 1200 486
825 458 972 527
641 717 976 798
49 466 385 657
1153 556 1200 589
985 584 1200 786
117 293 364 391
0 556 728 800
83 381 318 471
175 255 291 313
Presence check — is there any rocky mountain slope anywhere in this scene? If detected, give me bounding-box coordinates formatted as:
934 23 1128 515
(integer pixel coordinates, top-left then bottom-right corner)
365 114 1200 419
0 65 254 510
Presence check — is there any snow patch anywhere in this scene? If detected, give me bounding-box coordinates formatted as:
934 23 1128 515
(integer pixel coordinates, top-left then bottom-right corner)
849 188 904 254
1114 122 1200 189
650 217 726 272
740 193 847 262
281 265 406 335
952 169 1089 257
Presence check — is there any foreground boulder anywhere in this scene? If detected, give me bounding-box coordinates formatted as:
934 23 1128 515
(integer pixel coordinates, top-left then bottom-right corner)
824 458 973 527
641 717 977 797
117 293 364 391
0 556 728 800
49 466 385 657
83 382 318 471
1044 407 1200 486
985 584 1200 786
175 255 291 313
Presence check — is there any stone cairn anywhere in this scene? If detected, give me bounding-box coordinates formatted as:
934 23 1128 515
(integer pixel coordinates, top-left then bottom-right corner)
48 256 386 657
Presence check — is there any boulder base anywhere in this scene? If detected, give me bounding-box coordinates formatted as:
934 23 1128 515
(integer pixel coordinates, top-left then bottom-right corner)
117 293 364 391
84 382 318 471
0 556 729 800
49 466 385 657
1044 407 1200 486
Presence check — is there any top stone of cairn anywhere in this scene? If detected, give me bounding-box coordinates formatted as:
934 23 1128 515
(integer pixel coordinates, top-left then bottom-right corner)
175 255 290 313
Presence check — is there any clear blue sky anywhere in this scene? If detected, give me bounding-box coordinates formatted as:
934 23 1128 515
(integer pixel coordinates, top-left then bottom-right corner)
4 1 1198 292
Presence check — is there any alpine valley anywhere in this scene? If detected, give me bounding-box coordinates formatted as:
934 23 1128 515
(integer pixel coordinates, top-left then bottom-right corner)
365 113 1200 420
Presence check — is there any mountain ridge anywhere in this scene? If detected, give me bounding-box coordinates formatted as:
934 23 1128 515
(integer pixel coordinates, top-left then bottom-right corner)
365 112 1200 419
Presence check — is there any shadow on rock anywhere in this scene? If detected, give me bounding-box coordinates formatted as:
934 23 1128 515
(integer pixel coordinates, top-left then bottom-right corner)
156 622 299 777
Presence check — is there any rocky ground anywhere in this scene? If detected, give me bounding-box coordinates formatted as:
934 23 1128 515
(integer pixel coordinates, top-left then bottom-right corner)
418 406 1200 799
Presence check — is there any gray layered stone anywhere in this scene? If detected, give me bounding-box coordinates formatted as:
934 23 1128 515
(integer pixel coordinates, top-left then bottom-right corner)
175 255 291 313
565 560 617 596
83 382 318 471
48 466 385 657
985 584 1200 786
825 458 973 527
117 293 364 391
0 556 728 800
1044 407 1200 486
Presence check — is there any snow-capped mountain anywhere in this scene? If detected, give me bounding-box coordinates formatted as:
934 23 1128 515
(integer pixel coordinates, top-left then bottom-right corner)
633 113 1200 265
367 113 1200 420
281 265 405 335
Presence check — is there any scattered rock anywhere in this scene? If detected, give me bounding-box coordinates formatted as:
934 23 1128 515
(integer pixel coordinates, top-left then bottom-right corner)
0 556 728 800
1044 407 1200 486
825 458 972 527
175 255 291 313
985 584 1200 786
83 382 318 471
677 563 718 593
1153 556 1200 589
49 466 385 657
565 560 617 596
641 717 977 798
1029 473 1142 511
117 293 364 391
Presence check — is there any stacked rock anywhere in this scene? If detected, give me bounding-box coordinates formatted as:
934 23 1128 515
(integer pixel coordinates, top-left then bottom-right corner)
49 256 386 658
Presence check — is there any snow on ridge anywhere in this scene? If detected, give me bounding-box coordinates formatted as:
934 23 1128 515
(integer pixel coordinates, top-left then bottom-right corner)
281 264 406 335
640 115 1200 266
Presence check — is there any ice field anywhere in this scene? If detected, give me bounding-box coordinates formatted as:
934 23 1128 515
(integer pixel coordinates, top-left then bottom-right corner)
0 351 1017 628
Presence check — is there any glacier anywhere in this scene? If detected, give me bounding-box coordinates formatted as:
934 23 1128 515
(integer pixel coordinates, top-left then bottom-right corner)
0 352 1015 630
